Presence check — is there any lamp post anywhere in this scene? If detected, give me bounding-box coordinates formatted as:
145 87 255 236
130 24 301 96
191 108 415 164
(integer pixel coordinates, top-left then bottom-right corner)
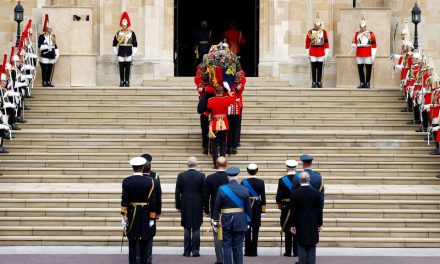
14 1 24 48
411 2 421 50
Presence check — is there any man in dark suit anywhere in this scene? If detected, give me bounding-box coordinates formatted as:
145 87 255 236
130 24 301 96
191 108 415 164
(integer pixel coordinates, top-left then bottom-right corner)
289 172 323 264
294 154 324 209
213 167 251 264
203 156 229 264
140 154 162 264
121 157 157 264
241 163 266 257
175 156 206 257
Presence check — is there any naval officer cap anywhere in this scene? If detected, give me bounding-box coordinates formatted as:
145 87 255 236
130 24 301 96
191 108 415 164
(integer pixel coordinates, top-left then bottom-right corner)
247 163 258 171
141 153 153 162
129 157 147 166
299 154 314 162
285 159 298 168
226 167 240 177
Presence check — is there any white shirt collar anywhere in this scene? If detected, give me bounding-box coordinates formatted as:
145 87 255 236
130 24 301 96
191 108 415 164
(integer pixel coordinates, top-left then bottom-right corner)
133 172 143 176
301 183 310 186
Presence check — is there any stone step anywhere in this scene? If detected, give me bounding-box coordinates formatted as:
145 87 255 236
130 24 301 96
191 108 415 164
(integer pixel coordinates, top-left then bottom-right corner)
26 104 406 112
2 153 437 163
3 146 434 155
0 207 438 219
0 226 439 239
8 129 425 140
0 235 438 247
18 122 415 130
142 79 292 87
0 198 438 210
1 216 438 228
1 174 438 185
2 160 438 170
22 117 412 126
2 168 439 178
0 184 438 200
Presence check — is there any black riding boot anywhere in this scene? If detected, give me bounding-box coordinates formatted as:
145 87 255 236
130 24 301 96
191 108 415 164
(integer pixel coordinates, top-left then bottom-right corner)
357 64 365 88
119 62 125 87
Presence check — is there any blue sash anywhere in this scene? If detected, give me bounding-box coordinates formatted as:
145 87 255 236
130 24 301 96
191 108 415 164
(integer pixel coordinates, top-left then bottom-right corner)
220 185 251 222
242 179 258 197
281 176 293 192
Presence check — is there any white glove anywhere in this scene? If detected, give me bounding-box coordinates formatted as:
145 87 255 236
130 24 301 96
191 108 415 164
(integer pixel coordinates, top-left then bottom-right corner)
121 218 127 227
351 43 357 49
305 49 310 56
0 124 10 130
371 48 377 63
395 64 404 70
55 49 60 62
223 81 231 92
324 49 329 60
132 47 138 57
149 220 155 227
4 102 16 109
113 46 118 56
40 44 50 51
261 213 266 217
247 225 250 230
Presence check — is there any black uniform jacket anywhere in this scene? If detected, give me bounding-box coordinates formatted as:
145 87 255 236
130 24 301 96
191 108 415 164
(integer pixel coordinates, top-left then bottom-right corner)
121 173 156 240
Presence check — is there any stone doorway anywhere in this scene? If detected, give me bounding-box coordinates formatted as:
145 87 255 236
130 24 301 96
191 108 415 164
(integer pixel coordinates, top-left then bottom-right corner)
174 0 259 77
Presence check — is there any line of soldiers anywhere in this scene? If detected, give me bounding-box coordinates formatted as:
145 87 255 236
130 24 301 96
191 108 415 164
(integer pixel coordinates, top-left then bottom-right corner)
392 21 440 155
306 12 377 89
121 154 323 264
195 57 245 166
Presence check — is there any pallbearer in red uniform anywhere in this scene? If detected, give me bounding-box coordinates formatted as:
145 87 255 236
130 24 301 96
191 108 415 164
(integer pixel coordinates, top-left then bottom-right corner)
227 70 245 155
305 12 329 88
351 14 377 89
204 86 237 167
197 70 215 155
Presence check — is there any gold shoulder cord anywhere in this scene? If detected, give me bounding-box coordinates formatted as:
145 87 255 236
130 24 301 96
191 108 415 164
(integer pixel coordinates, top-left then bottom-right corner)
51 35 56 45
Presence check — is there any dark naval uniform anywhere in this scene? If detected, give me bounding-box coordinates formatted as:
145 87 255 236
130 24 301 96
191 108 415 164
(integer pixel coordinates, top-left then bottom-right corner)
121 172 156 264
293 169 324 208
213 167 251 264
241 177 266 256
276 169 298 257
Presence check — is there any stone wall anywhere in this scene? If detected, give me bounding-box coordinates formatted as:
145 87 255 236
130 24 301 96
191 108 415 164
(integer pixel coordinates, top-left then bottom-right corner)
0 0 438 87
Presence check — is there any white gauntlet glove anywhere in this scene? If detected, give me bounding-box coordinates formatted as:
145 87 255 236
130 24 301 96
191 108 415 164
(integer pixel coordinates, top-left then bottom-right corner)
121 218 127 227
223 81 231 92
149 220 155 227
113 47 118 56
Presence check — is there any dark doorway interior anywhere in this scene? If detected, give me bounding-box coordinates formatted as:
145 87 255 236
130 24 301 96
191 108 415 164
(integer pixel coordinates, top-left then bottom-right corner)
174 0 259 77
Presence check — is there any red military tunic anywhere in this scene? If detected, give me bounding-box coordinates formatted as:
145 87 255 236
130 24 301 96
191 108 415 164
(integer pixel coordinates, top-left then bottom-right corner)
229 77 246 116
197 82 215 97
224 28 246 55
352 31 377 57
305 29 329 57
204 94 237 132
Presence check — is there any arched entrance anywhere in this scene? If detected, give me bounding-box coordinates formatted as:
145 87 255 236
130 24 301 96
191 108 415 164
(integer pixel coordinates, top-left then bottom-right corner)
174 0 259 77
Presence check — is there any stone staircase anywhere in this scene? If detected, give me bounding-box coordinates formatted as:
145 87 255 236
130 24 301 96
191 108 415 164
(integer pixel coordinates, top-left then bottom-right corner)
0 78 440 248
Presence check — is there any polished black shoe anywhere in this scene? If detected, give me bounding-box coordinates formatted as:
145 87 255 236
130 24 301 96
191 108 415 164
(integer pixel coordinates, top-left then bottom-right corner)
125 81 130 87
364 82 371 88
431 149 440 155
202 148 208 155
17 117 27 123
311 82 317 88
192 253 200 257
283 253 291 257
415 127 423 132
119 81 124 87
237 143 241 147
226 148 232 155
24 106 31 110
357 83 365 89
43 82 48 87
232 148 238 155
11 123 21 130
47 83 54 87
317 82 323 88
26 95 34 99
0 147 9 153
182 253 190 257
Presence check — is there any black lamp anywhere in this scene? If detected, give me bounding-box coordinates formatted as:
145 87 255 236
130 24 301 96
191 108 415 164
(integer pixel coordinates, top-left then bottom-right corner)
14 1 24 47
411 1 421 50
353 0 356 8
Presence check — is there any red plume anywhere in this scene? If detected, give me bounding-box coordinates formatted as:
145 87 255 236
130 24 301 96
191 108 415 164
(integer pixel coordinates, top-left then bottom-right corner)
120 11 131 28
0 54 6 75
43 14 49 32
9 47 15 64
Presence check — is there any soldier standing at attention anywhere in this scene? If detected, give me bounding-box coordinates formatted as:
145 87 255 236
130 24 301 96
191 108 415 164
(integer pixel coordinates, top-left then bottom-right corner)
241 163 266 257
213 167 252 264
276 160 299 258
113 11 138 87
121 157 156 264
305 12 329 88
